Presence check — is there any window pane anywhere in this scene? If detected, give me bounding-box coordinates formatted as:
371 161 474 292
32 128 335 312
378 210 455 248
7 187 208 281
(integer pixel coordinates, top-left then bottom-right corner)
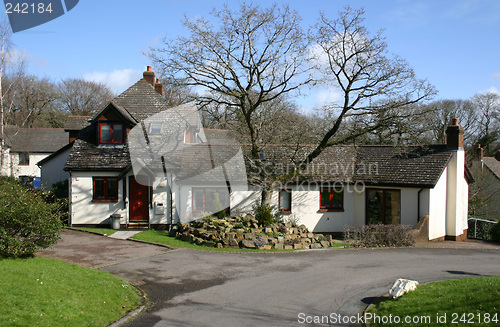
205 190 217 213
385 190 401 224
149 123 162 134
280 190 291 210
320 189 330 208
217 189 230 211
101 125 111 143
331 189 342 208
366 189 383 224
112 124 123 143
107 179 118 199
193 190 204 211
19 152 29 165
94 179 105 198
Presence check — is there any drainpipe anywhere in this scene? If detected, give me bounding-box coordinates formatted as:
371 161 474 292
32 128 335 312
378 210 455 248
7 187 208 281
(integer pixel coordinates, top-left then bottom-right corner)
417 188 424 222
68 172 72 226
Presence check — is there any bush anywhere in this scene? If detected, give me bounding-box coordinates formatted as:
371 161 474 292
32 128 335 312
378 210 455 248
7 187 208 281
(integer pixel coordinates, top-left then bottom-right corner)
0 176 63 258
490 222 500 243
343 224 415 248
252 201 275 227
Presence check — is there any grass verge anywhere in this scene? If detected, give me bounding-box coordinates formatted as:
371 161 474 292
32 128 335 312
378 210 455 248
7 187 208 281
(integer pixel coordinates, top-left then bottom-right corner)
70 227 117 236
368 276 500 326
0 257 141 326
131 230 343 251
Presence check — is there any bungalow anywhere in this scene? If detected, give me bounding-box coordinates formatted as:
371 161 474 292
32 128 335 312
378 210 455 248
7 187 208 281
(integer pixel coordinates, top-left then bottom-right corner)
65 67 471 241
0 126 68 188
470 145 500 219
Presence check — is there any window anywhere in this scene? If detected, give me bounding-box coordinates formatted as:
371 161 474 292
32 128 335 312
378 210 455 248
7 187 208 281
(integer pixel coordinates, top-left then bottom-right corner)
192 188 230 215
93 177 118 202
99 123 123 144
279 190 292 213
18 175 33 186
319 187 343 211
19 152 29 165
149 123 162 135
366 189 401 225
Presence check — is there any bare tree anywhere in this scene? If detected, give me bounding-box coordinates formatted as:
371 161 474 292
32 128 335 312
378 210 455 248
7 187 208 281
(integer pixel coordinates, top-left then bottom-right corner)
471 92 500 154
0 19 12 171
149 3 314 203
298 7 436 168
57 78 115 116
4 74 58 128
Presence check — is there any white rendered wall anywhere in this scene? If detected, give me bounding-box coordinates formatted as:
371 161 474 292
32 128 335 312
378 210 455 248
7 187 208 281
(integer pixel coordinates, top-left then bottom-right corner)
446 150 467 237
428 167 448 240
70 171 125 225
40 148 71 189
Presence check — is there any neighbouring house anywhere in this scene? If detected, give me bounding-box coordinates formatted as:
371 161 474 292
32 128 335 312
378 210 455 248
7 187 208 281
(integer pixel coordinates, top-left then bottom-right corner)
37 116 91 189
470 145 500 220
0 126 68 188
65 66 471 241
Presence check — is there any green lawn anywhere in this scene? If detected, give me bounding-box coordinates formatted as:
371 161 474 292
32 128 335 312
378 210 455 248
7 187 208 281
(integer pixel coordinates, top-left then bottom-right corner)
0 257 141 326
70 227 117 236
369 276 500 326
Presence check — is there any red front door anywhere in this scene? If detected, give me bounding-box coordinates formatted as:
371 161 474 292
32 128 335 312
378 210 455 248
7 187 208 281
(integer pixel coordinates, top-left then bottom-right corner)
129 176 149 221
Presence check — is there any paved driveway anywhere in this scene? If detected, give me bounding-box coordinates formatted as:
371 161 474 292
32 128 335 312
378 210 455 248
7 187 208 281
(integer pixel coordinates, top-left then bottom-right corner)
39 231 500 326
103 247 500 326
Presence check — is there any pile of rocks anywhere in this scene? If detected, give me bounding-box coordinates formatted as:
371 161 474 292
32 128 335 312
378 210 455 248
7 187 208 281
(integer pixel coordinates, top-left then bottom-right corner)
174 214 340 250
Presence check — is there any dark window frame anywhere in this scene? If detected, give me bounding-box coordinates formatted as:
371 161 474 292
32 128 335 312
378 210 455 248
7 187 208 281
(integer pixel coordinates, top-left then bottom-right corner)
279 189 292 214
365 188 401 225
99 122 124 144
319 187 344 212
19 152 29 165
92 177 119 202
192 187 230 216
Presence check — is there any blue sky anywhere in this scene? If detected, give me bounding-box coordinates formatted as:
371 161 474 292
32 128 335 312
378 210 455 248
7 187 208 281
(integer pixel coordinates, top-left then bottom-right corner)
5 0 500 110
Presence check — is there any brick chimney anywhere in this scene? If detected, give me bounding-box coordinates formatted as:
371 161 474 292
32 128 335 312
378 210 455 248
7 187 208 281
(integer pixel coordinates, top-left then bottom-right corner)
474 144 484 160
446 118 464 149
154 78 164 96
143 66 155 87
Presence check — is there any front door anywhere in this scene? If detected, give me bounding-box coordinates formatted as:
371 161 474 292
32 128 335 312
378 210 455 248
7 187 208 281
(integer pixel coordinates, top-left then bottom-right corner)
129 176 149 221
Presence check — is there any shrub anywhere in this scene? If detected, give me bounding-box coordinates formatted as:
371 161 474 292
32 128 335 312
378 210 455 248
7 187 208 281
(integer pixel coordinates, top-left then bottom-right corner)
343 224 415 248
490 222 500 243
252 201 275 227
0 176 63 258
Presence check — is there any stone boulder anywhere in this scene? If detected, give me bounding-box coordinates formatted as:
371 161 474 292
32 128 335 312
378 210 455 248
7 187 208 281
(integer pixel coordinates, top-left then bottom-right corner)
389 278 419 299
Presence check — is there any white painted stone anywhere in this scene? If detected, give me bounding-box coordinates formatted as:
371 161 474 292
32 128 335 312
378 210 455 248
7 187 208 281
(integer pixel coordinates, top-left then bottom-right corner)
389 278 419 299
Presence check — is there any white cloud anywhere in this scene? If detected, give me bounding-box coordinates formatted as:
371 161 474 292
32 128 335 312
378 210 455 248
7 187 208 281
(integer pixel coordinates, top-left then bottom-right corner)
482 86 500 95
5 48 47 71
491 72 500 81
82 69 142 94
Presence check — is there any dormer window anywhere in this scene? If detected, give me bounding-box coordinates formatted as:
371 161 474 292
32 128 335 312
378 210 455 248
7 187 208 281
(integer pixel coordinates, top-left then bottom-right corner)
149 123 162 135
100 123 123 144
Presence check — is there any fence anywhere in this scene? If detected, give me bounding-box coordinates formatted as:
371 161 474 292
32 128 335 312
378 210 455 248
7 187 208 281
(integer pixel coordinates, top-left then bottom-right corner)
468 217 498 240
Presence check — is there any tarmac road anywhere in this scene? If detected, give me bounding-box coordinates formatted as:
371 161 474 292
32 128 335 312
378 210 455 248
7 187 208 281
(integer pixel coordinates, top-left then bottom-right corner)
38 231 500 326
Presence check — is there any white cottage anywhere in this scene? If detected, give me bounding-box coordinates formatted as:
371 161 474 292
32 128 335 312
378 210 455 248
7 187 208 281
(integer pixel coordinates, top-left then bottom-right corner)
65 67 471 241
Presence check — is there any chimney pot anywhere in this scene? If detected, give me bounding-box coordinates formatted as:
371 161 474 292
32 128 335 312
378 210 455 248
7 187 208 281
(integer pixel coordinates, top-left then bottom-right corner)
154 78 163 96
446 118 464 149
143 66 155 86
475 144 484 160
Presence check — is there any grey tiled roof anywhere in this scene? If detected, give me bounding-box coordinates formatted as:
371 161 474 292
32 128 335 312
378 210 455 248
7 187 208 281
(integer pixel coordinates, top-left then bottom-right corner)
483 157 500 180
64 116 90 131
110 79 171 122
64 125 131 171
4 127 69 153
244 144 452 187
